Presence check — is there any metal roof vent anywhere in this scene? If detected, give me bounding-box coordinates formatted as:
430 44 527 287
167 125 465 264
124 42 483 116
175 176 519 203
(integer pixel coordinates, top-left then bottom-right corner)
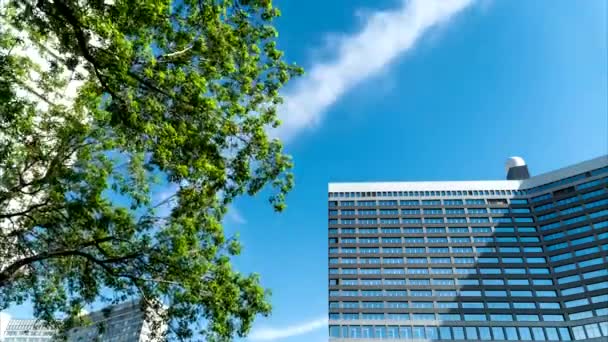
505 156 530 180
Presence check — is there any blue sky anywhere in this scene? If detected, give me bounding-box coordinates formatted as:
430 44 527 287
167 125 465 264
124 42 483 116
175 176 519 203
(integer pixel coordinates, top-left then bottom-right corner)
5 0 607 341
234 0 607 341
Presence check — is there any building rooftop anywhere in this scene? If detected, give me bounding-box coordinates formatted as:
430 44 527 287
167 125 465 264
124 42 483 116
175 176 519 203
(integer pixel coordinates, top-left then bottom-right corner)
328 155 607 193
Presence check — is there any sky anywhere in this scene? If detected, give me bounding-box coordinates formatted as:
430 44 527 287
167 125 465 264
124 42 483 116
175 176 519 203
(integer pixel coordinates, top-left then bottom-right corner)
4 0 608 341
235 0 607 341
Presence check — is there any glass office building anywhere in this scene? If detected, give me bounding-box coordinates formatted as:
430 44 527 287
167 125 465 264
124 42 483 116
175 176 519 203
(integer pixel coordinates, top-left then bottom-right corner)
67 300 165 342
0 315 54 342
0 300 165 341
328 156 608 341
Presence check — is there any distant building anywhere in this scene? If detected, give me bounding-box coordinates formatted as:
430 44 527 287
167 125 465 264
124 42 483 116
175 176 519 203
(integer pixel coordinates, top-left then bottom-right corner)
67 300 165 342
0 300 165 342
328 156 608 341
0 314 54 342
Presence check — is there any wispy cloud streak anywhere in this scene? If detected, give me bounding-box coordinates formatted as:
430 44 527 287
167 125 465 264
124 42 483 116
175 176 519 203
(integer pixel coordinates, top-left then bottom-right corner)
275 0 474 141
249 317 327 341
226 206 247 225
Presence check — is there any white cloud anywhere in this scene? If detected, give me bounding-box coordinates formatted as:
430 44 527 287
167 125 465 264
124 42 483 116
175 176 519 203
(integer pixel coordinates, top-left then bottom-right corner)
225 206 247 225
248 316 327 341
275 0 474 142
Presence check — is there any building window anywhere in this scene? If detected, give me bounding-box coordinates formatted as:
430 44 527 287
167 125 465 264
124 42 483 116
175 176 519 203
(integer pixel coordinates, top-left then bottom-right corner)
490 314 513 321
464 314 486 321
532 193 552 202
437 314 459 322
506 279 528 286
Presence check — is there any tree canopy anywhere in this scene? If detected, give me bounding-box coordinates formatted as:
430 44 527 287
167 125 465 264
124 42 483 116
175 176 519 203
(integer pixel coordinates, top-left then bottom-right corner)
0 0 301 340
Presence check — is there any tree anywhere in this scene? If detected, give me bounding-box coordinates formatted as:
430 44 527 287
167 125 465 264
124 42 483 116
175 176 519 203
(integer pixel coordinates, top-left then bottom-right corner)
0 0 302 340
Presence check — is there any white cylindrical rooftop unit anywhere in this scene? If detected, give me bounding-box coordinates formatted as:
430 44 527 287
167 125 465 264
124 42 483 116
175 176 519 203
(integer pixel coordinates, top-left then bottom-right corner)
505 156 530 180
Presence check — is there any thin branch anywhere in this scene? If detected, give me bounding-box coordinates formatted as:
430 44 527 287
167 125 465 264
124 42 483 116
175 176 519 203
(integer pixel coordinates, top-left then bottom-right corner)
0 198 51 219
120 275 182 286
159 46 193 60
126 70 175 99
12 79 58 107
152 193 178 210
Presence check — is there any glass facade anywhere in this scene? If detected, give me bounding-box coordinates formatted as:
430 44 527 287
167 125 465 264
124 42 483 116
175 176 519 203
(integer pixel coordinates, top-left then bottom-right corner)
0 319 54 342
0 301 165 342
67 301 164 342
328 157 608 341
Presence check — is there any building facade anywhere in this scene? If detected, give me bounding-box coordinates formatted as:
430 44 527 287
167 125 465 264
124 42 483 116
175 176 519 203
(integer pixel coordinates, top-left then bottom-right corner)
0 301 164 342
67 301 165 342
0 315 54 342
328 156 608 341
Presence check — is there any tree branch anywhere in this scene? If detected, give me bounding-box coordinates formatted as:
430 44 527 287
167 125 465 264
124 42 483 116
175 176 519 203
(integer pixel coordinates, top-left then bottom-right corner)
37 0 118 100
0 235 139 286
0 249 101 286
0 198 51 220
159 46 193 60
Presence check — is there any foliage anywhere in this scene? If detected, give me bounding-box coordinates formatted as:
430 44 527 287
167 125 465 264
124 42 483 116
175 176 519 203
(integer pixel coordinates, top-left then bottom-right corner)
0 0 301 340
